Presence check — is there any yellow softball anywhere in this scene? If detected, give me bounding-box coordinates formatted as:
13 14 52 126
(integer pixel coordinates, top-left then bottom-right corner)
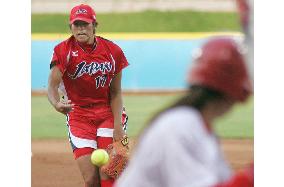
91 149 109 167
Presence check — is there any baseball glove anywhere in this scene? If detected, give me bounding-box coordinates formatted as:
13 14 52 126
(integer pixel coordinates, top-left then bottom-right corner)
101 136 130 179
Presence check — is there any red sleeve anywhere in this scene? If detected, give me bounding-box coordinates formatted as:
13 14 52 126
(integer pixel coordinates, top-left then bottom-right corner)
50 44 67 74
214 164 254 187
113 46 129 75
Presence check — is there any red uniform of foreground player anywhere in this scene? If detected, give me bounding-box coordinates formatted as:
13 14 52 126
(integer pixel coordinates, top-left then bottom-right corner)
47 4 129 187
115 38 253 187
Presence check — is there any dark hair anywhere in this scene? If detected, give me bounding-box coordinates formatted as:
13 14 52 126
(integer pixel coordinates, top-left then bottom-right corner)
170 85 225 110
139 85 225 138
93 21 98 34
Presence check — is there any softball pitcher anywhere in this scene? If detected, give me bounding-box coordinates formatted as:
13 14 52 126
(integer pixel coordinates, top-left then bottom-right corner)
115 38 253 187
47 4 129 187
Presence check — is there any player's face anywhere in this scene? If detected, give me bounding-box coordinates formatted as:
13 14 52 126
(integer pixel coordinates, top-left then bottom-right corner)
71 20 95 44
215 98 235 116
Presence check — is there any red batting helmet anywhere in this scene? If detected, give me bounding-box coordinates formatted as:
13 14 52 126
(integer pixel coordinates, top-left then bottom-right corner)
188 38 252 102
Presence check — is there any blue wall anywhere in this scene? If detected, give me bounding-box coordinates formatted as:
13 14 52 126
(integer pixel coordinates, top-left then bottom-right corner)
32 39 207 90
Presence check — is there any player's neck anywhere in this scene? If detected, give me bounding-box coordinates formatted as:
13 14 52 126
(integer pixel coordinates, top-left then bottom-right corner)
79 35 96 46
77 35 96 51
87 35 96 45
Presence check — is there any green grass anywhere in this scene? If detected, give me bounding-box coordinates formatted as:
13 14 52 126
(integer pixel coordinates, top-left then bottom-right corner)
32 10 240 33
32 95 68 138
214 97 254 138
32 95 253 139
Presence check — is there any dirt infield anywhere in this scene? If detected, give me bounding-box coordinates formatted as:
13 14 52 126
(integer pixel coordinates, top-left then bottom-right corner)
32 139 253 187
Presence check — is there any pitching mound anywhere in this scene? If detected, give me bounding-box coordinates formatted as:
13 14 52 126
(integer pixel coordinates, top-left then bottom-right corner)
32 139 253 187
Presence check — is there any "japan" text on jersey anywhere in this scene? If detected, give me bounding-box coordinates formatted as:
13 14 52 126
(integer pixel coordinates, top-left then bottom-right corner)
69 61 113 79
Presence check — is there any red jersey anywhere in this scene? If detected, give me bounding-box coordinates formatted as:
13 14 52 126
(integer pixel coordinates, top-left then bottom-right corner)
50 35 129 106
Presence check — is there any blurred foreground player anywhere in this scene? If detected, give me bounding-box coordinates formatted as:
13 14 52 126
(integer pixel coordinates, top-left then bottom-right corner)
115 38 253 187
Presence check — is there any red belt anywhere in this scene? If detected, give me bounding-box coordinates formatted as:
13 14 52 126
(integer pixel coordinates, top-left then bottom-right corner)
79 103 109 108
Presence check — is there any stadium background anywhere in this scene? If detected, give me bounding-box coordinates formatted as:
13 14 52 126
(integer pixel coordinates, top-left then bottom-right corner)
31 1 253 186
